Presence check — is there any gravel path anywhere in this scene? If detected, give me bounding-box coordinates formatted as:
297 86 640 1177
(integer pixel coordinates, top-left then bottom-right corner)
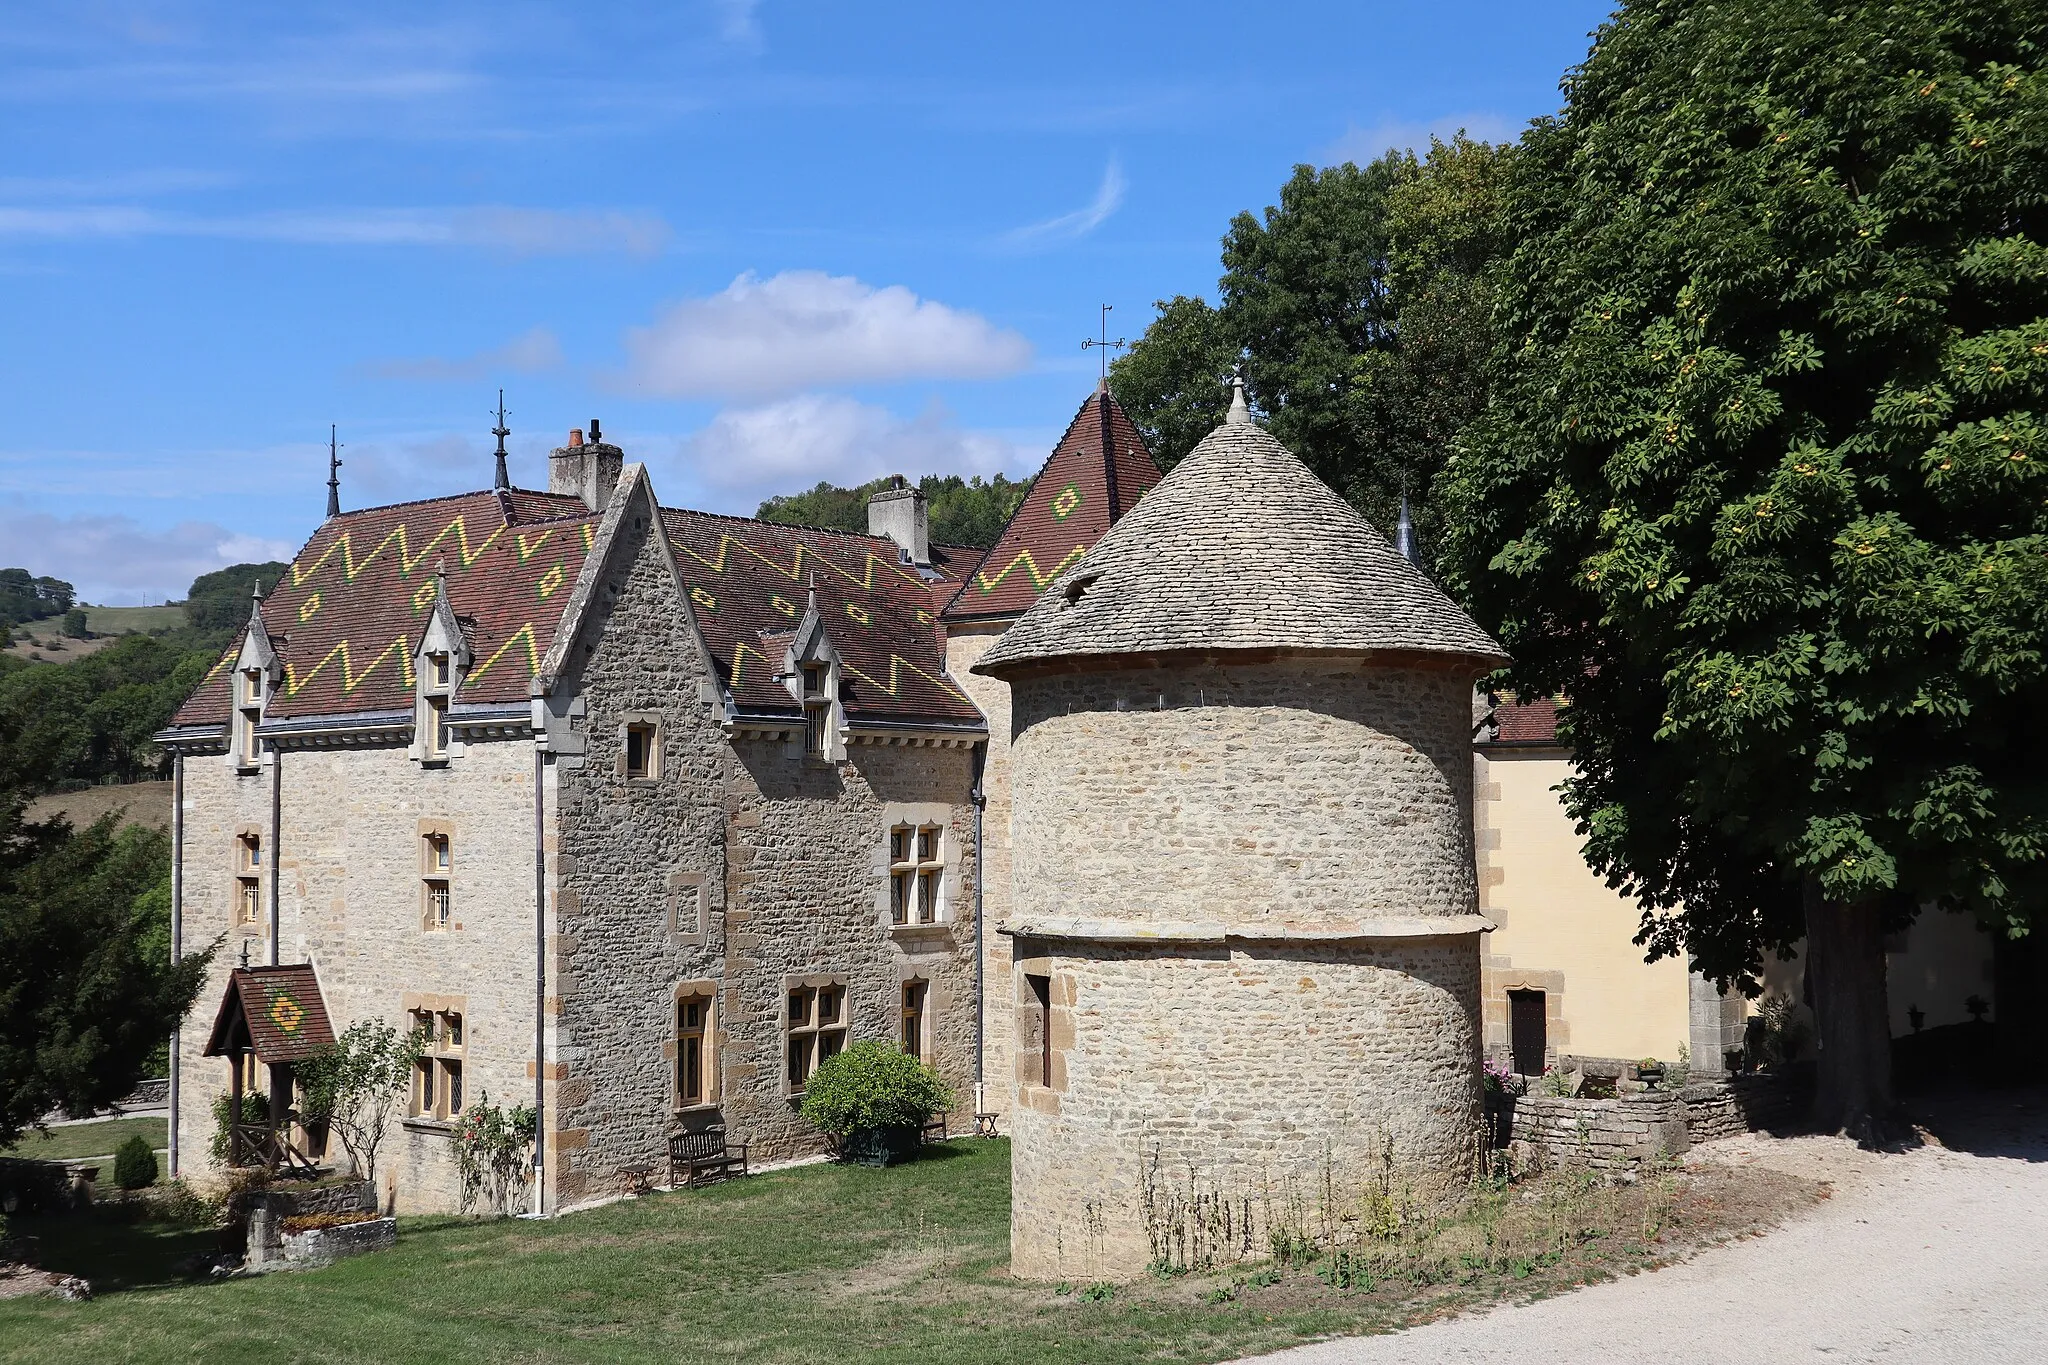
1239 1092 2048 1365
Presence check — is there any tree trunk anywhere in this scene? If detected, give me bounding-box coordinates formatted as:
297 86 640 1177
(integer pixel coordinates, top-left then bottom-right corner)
1803 880 1896 1141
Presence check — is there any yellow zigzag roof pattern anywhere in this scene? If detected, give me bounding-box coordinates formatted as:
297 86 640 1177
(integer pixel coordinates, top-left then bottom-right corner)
730 641 969 706
284 635 416 698
290 513 509 587
974 544 1087 596
671 533 928 593
465 622 540 686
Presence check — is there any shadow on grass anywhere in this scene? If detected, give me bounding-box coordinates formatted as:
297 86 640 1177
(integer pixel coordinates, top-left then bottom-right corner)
10 1211 223 1295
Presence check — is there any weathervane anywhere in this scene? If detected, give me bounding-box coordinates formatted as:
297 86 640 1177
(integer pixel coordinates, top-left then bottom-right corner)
1081 303 1126 390
325 424 344 518
491 390 511 491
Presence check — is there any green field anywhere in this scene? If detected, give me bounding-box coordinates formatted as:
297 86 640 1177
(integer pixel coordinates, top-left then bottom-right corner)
81 603 187 634
2 1117 167 1164
0 1137 1812 1364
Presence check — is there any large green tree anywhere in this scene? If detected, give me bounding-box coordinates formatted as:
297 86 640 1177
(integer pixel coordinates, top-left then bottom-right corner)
1111 136 1514 563
1441 0 2048 1136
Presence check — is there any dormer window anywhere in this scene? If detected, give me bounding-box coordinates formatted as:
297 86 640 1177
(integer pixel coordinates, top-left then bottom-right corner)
421 695 450 761
235 673 264 769
802 664 831 759
241 669 264 705
429 653 450 689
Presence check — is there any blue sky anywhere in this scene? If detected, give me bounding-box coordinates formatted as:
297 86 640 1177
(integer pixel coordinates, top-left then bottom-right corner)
0 1 1613 604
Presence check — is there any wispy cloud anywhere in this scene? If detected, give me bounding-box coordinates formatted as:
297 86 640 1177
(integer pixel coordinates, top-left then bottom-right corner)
616 270 1032 401
713 0 764 47
0 205 671 256
0 169 235 199
1323 113 1518 165
0 507 294 606
999 159 1126 250
360 326 565 383
678 393 1031 505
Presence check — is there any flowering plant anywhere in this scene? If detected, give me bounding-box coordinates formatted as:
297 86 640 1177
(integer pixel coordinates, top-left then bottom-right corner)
450 1094 537 1216
1481 1061 1524 1096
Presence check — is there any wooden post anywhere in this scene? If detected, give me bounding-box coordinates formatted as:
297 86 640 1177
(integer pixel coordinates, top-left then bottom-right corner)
229 1051 244 1166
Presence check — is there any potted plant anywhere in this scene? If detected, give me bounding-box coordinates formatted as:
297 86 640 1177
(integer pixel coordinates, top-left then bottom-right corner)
1635 1057 1666 1089
798 1040 953 1167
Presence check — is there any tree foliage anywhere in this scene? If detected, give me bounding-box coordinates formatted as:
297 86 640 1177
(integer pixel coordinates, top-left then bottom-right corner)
1439 0 2048 1127
756 473 1033 549
0 807 212 1147
1111 136 1515 565
796 1039 953 1138
0 569 74 630
184 561 289 638
297 1018 424 1187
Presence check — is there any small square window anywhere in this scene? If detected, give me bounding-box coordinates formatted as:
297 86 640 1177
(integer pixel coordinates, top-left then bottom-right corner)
426 833 451 872
237 877 260 926
425 880 451 931
240 833 261 871
430 654 450 689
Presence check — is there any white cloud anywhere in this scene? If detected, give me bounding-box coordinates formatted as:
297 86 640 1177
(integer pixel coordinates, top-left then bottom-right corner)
0 509 294 606
1323 113 1518 166
0 205 671 257
714 0 764 46
363 326 566 382
617 271 1032 401
999 159 1125 249
678 394 1031 504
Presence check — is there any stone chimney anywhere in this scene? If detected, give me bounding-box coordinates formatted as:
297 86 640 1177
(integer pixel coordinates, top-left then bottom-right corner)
549 418 624 513
867 476 928 565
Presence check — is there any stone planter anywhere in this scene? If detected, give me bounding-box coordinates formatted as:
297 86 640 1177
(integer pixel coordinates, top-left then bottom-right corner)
839 1125 920 1167
279 1216 396 1268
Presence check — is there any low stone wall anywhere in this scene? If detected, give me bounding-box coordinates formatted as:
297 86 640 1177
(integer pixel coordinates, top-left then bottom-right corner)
116 1078 169 1108
1679 1074 1805 1141
1495 1073 1807 1175
280 1216 396 1268
246 1180 380 1270
1508 1092 1690 1173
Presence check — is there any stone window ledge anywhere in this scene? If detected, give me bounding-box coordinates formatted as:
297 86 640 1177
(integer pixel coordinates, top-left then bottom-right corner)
888 922 950 940
401 1118 455 1135
671 1102 720 1118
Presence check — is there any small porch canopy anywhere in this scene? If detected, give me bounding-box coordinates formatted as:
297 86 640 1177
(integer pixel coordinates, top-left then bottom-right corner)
203 965 336 1170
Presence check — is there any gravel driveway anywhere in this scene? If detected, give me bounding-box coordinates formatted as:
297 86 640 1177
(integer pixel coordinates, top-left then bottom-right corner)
1239 1091 2048 1365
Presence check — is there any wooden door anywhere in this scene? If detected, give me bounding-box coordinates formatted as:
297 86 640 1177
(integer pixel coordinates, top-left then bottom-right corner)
1509 990 1548 1076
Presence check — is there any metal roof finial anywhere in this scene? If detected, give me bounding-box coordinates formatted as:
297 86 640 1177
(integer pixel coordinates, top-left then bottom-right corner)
491 391 511 491
326 424 344 518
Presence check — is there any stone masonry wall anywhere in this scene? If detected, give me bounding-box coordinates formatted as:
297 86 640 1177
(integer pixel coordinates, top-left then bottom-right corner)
1008 938 1482 1281
1007 659 1479 928
945 623 1012 1122
550 501 729 1208
174 734 541 1214
718 738 978 1162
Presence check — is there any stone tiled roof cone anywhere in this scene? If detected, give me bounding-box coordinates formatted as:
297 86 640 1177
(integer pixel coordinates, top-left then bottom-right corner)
974 383 1507 674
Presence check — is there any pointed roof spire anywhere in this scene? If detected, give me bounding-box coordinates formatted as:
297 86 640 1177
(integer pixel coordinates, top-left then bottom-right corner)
491 390 511 491
1226 375 1251 425
249 578 265 614
1395 493 1420 568
325 425 343 518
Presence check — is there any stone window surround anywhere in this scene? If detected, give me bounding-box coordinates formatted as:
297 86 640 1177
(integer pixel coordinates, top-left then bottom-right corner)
898 969 933 1064
401 990 468 1130
782 971 849 1099
664 979 720 1113
408 649 462 768
874 802 959 934
1010 949 1065 1106
617 711 663 783
418 818 458 933
667 870 708 946
233 823 264 935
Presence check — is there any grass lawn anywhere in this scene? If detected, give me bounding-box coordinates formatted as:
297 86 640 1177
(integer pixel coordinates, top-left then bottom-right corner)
1 1117 167 1164
81 603 187 634
0 1139 1819 1364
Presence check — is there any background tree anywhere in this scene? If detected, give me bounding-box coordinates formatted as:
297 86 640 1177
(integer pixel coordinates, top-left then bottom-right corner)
1111 136 1514 565
756 472 1032 548
1440 0 2048 1137
0 802 213 1146
183 561 289 638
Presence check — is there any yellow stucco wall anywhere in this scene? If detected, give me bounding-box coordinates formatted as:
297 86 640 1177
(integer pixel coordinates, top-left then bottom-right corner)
1478 749 1691 1065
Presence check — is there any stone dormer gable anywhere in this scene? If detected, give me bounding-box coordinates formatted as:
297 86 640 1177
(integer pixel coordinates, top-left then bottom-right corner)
942 387 1163 623
975 406 1508 677
780 590 847 759
413 565 475 682
233 582 284 695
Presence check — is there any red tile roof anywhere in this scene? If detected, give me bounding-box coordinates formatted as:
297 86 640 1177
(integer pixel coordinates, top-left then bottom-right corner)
663 508 983 728
203 965 337 1065
171 489 597 728
942 389 1162 622
1489 696 1560 746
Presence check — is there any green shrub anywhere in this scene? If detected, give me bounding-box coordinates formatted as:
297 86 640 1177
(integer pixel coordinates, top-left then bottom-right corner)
797 1041 952 1139
113 1134 157 1190
208 1091 270 1165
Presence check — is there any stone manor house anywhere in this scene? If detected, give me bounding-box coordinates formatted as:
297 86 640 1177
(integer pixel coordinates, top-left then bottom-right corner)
162 387 1160 1213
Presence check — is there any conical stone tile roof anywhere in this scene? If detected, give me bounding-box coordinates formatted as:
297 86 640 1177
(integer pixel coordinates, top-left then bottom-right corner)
973 415 1507 675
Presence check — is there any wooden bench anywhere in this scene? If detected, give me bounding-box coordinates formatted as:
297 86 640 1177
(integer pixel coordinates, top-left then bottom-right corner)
920 1112 950 1145
668 1128 748 1188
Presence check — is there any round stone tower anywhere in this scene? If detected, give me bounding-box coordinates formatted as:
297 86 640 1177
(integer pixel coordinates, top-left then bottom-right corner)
973 388 1507 1280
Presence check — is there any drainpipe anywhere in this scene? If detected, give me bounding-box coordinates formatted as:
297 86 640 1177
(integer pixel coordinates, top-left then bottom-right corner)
971 741 987 1119
268 742 281 966
531 739 548 1217
168 751 183 1178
